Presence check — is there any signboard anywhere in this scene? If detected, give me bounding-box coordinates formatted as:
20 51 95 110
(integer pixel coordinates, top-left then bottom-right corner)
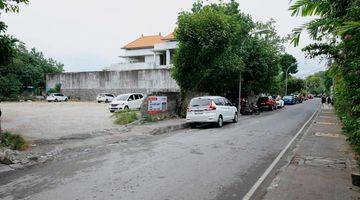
147 96 167 114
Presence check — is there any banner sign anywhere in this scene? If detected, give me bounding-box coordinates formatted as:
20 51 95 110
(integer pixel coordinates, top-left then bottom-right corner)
147 96 167 114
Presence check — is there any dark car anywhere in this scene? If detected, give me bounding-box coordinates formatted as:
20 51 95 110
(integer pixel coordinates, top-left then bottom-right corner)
257 96 277 111
283 96 297 105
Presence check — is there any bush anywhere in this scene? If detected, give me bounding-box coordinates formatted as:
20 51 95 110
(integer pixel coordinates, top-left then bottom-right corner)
0 131 28 150
143 114 171 123
112 110 138 125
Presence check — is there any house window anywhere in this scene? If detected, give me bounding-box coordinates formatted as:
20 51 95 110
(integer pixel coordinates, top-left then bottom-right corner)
159 54 166 65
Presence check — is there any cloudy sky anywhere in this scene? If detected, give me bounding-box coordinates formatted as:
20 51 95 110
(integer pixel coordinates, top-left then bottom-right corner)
2 0 326 77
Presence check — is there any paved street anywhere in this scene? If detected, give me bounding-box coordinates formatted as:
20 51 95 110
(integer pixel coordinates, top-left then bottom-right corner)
0 99 319 200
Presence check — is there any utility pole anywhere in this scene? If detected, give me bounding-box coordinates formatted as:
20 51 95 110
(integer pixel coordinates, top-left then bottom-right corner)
238 73 242 115
285 66 291 96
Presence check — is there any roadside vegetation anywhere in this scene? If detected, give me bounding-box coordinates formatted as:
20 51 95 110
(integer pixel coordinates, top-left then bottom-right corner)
289 0 360 153
112 110 139 125
0 131 28 150
0 0 63 101
172 0 303 116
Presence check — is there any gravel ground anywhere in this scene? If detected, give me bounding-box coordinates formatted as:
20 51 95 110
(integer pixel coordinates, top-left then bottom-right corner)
0 102 118 140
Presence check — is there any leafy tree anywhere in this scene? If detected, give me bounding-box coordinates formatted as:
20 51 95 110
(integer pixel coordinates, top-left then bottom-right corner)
173 0 285 101
287 77 305 95
279 53 298 79
0 0 28 13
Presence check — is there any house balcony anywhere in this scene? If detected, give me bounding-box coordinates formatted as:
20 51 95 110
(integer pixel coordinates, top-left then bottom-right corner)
106 62 172 71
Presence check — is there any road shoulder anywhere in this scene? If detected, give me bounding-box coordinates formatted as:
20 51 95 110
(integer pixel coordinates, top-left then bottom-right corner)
263 106 360 200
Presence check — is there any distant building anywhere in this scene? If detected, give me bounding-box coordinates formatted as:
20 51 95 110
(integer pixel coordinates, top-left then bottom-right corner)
107 32 177 71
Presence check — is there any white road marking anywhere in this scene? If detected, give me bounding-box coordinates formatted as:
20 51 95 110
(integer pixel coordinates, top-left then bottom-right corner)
242 104 320 200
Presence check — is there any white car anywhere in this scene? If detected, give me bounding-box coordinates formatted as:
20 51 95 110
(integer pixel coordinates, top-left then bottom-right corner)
186 96 238 128
46 93 68 102
273 95 285 108
96 93 115 103
109 93 144 112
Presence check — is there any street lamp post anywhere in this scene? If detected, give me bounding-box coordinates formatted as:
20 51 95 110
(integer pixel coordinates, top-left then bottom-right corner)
285 66 291 96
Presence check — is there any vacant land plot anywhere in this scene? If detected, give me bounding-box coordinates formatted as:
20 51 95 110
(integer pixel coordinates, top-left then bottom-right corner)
0 102 118 140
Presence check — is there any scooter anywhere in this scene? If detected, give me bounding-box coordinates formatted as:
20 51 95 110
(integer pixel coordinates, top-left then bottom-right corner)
240 100 260 115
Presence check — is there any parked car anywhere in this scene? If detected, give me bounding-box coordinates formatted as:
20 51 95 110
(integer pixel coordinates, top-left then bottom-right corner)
46 93 68 102
96 93 115 103
257 96 277 111
283 95 297 105
186 96 238 128
272 95 285 108
109 93 144 112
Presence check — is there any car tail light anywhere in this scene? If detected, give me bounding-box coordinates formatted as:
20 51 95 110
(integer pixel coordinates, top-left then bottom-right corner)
208 102 217 110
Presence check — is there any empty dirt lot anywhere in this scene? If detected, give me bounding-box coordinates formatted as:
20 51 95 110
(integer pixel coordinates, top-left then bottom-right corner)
0 102 118 140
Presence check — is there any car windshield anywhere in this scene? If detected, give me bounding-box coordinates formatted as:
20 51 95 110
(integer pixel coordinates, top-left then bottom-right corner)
115 94 129 101
283 96 293 99
190 98 212 107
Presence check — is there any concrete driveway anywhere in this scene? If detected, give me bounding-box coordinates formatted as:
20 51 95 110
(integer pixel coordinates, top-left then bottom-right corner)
0 102 118 140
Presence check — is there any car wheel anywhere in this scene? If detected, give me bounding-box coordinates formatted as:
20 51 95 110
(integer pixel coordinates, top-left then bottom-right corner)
105 99 109 103
110 110 115 113
64 98 68 102
217 115 223 127
232 113 238 123
97 101 101 103
124 106 129 110
54 99 58 102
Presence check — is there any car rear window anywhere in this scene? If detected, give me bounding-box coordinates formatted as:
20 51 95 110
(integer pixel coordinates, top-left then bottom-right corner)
190 98 212 107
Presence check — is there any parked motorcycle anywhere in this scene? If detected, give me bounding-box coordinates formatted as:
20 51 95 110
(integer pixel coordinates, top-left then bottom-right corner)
240 100 260 115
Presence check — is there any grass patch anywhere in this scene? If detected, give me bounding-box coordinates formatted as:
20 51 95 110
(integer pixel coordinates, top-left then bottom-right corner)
0 131 28 150
112 110 139 125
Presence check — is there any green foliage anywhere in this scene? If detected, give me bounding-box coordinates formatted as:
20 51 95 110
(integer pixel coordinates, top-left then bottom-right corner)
279 53 298 78
0 43 64 99
0 131 28 150
47 83 62 94
287 77 305 94
290 0 360 154
0 0 29 13
112 110 139 125
173 0 286 99
305 71 332 95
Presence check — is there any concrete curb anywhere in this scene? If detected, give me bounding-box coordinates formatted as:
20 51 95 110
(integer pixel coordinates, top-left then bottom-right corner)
150 123 189 135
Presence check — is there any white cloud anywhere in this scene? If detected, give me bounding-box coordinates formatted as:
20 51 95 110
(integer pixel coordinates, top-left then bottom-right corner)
2 0 326 75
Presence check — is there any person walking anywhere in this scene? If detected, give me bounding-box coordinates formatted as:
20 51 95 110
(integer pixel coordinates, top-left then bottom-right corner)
327 95 332 107
321 95 326 108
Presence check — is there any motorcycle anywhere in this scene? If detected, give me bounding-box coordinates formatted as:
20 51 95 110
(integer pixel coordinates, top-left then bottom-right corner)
240 100 260 115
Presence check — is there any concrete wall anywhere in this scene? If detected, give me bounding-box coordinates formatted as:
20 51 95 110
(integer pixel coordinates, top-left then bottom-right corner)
46 69 180 101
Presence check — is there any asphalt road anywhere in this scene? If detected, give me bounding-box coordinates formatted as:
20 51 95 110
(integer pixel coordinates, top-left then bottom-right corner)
0 99 320 200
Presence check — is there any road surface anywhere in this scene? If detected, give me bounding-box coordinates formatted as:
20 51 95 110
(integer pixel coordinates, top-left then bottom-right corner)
0 99 319 200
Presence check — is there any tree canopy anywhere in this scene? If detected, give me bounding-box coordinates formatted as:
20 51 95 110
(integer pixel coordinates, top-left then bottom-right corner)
172 0 288 99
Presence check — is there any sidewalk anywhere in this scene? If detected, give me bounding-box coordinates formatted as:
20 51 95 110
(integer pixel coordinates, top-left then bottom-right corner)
264 106 360 200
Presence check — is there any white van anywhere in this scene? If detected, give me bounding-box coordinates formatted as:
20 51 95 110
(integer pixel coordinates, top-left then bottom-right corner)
109 93 144 112
186 96 238 128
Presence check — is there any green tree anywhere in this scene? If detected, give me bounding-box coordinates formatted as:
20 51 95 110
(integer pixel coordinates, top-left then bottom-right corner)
279 53 298 79
173 0 284 100
287 77 305 95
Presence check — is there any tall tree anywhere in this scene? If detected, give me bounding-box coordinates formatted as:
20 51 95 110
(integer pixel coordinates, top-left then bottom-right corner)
173 0 284 100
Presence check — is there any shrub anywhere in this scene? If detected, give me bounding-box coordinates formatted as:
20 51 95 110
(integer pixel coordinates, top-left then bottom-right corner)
143 114 171 123
0 131 28 150
112 110 138 125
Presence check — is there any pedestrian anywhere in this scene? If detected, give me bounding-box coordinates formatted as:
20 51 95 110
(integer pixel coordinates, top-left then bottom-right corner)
327 96 332 106
321 95 326 107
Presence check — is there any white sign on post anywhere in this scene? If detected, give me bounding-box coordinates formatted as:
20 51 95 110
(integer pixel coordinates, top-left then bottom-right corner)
147 96 167 114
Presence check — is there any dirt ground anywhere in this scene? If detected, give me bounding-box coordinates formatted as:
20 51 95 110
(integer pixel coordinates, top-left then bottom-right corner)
0 101 118 140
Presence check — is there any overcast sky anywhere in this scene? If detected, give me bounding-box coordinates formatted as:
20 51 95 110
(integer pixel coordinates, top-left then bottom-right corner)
2 0 326 77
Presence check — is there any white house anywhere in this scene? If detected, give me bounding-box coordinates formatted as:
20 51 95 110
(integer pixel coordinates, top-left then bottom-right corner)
108 32 177 71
